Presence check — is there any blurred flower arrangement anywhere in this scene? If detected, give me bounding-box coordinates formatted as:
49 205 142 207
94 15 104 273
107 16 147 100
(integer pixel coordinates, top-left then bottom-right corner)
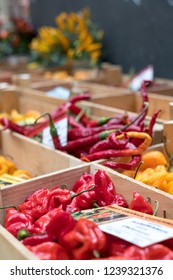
0 17 36 60
29 8 104 68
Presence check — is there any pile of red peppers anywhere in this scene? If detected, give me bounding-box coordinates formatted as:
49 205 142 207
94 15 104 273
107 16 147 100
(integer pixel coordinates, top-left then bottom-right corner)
3 169 173 260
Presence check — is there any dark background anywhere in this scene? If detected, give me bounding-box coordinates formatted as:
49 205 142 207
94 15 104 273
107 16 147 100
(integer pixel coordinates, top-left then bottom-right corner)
30 0 173 78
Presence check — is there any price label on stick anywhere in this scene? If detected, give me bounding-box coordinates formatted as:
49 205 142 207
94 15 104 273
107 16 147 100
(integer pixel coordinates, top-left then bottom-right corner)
129 65 154 91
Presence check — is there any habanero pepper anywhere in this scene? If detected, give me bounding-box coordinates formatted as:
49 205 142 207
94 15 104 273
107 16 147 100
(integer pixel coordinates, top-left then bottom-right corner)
144 244 173 260
94 169 116 207
122 245 147 260
18 188 50 220
46 210 76 245
73 183 97 210
26 242 70 260
106 234 131 257
33 207 64 234
72 172 94 192
4 208 34 237
21 233 53 246
48 184 96 211
129 192 154 215
94 169 128 208
62 218 107 260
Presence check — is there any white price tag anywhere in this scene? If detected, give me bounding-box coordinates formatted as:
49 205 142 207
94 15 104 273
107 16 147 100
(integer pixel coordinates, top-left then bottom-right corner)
46 86 71 100
99 217 173 247
129 65 154 91
42 115 68 148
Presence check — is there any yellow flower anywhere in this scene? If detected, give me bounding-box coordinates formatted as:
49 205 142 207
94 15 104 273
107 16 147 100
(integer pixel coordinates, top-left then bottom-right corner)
56 30 69 50
86 43 102 52
67 48 75 58
55 12 68 29
90 50 102 60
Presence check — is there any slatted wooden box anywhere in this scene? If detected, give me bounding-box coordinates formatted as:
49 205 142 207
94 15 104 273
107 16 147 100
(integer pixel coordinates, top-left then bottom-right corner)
0 85 163 147
91 90 173 121
0 162 173 259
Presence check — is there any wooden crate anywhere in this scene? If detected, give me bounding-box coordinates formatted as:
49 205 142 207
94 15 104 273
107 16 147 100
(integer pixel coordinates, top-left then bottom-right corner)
0 85 164 146
0 81 134 114
0 130 83 181
92 89 173 121
1 162 173 259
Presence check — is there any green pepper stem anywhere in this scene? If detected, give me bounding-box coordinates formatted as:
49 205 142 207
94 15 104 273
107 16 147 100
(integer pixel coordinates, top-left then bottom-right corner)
0 205 18 210
91 201 100 208
75 107 87 122
133 161 144 179
35 113 58 137
71 185 95 199
99 102 149 140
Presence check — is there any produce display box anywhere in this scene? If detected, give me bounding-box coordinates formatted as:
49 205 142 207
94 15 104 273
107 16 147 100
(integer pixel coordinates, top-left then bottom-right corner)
0 85 164 146
1 162 173 259
0 81 134 114
0 130 83 183
20 78 173 121
91 90 173 121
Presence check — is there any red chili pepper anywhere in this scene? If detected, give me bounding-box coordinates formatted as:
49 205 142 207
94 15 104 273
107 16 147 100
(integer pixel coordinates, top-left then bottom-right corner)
35 112 61 149
108 131 129 149
0 117 41 137
62 218 107 260
26 242 70 260
86 117 113 127
62 130 112 154
18 188 50 219
129 192 153 215
81 148 138 162
66 102 149 155
67 124 123 141
68 115 84 129
68 103 92 127
69 92 91 104
103 155 142 170
144 109 161 136
4 208 34 237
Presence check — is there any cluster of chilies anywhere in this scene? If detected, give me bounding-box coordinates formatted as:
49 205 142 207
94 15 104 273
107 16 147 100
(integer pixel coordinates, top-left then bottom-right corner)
0 82 161 171
3 169 173 260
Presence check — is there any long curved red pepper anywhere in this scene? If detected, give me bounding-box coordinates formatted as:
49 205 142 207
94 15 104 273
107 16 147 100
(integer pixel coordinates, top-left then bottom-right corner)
103 155 142 170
